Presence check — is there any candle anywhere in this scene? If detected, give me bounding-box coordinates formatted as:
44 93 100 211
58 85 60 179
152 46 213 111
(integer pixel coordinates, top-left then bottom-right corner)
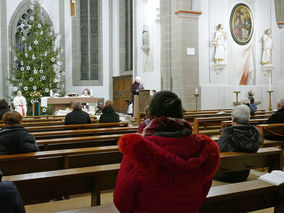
195 89 198 94
268 77 272 91
90 89 93 96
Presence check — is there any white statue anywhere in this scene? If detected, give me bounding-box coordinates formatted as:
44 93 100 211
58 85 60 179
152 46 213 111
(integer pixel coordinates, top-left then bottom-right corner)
212 24 227 64
261 29 273 65
142 25 150 54
13 91 27 117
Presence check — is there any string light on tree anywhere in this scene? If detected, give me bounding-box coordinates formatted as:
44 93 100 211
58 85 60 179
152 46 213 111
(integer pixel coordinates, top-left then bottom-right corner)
9 0 64 114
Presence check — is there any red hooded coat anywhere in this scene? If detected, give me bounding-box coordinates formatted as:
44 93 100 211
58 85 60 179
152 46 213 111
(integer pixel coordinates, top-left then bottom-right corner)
113 133 220 213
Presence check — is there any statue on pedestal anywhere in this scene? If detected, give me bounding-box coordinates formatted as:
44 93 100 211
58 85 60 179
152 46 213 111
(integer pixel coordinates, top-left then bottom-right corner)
261 29 273 65
212 24 227 65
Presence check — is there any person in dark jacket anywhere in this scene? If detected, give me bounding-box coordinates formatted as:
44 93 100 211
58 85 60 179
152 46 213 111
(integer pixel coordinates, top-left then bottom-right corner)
266 98 284 124
0 99 10 120
64 102 91 125
264 98 284 140
0 111 39 155
0 170 26 213
214 105 262 183
99 100 119 123
114 91 220 213
242 98 256 116
130 76 144 103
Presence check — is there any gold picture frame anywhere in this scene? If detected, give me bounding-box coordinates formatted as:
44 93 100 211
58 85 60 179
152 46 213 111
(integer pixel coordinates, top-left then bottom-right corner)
230 3 253 45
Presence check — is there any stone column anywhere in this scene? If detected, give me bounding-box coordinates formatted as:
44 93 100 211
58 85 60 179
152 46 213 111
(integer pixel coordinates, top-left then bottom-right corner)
0 0 8 99
160 0 201 110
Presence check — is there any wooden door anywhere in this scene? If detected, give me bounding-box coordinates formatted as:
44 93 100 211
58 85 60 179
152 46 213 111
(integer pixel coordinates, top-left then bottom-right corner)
113 75 132 113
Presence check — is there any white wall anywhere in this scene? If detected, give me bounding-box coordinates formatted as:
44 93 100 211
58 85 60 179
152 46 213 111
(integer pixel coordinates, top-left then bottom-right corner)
199 0 284 110
135 0 161 92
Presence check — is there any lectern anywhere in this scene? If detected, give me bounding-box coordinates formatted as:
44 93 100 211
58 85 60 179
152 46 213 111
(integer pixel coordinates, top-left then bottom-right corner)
133 90 151 119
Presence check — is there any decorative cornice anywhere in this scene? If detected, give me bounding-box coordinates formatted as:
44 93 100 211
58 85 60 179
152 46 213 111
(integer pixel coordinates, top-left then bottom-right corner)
175 10 202 18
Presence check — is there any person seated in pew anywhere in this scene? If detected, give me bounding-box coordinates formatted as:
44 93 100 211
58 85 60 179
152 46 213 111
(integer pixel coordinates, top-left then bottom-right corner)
64 102 91 125
137 105 150 133
266 98 284 124
248 95 257 112
242 98 256 116
114 91 220 213
264 98 284 140
214 105 262 183
0 111 39 155
99 100 120 123
0 169 26 213
0 99 10 120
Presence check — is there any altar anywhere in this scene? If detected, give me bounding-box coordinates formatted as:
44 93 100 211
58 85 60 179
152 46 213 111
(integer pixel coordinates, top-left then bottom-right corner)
47 97 98 115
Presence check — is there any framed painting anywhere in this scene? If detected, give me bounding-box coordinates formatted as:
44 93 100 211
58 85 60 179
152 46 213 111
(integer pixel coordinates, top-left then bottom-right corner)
230 3 253 45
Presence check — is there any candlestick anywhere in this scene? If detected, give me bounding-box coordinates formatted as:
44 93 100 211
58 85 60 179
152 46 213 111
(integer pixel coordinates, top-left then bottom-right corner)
233 91 241 105
267 90 274 111
194 93 199 110
268 77 272 91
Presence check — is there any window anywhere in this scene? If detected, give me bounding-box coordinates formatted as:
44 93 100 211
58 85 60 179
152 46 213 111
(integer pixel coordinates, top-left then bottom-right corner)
125 0 133 72
80 0 99 80
72 0 102 86
120 0 133 73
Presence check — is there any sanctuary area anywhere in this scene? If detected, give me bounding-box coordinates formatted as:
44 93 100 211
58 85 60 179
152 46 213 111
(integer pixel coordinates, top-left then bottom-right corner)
0 0 284 213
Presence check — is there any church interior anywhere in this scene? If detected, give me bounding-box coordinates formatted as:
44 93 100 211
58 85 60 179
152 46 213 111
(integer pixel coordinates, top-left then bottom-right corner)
0 0 284 212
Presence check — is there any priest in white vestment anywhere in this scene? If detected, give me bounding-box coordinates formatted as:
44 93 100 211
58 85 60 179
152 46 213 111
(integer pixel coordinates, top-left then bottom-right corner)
13 91 27 117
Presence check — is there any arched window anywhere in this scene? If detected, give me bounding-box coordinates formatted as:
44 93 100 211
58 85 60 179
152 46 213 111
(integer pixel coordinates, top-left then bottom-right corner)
10 1 51 75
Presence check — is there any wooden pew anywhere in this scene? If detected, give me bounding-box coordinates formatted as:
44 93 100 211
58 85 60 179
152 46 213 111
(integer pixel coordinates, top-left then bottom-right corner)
3 164 120 205
193 114 271 135
0 147 280 176
221 118 268 128
257 123 284 148
36 134 125 150
216 147 282 176
25 122 129 132
2 147 281 205
184 111 270 123
32 126 138 139
0 118 64 124
0 146 121 175
0 119 99 128
61 180 284 213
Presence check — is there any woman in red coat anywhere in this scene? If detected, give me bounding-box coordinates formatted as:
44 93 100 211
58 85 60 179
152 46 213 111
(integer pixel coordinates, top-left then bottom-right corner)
113 91 220 213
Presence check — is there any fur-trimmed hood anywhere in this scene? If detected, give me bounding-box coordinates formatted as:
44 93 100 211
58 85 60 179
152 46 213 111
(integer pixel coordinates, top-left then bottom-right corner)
118 133 220 186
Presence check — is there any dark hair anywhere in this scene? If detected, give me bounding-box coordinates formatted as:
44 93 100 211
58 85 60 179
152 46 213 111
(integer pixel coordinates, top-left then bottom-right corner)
3 111 22 126
71 101 82 110
0 99 8 109
149 91 183 118
82 88 90 95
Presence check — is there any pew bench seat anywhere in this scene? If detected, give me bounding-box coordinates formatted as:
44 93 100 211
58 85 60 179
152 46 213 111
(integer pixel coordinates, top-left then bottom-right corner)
56 180 284 213
1 147 281 206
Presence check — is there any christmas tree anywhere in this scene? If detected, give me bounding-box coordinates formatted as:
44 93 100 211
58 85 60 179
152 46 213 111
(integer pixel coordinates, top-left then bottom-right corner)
9 0 64 114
